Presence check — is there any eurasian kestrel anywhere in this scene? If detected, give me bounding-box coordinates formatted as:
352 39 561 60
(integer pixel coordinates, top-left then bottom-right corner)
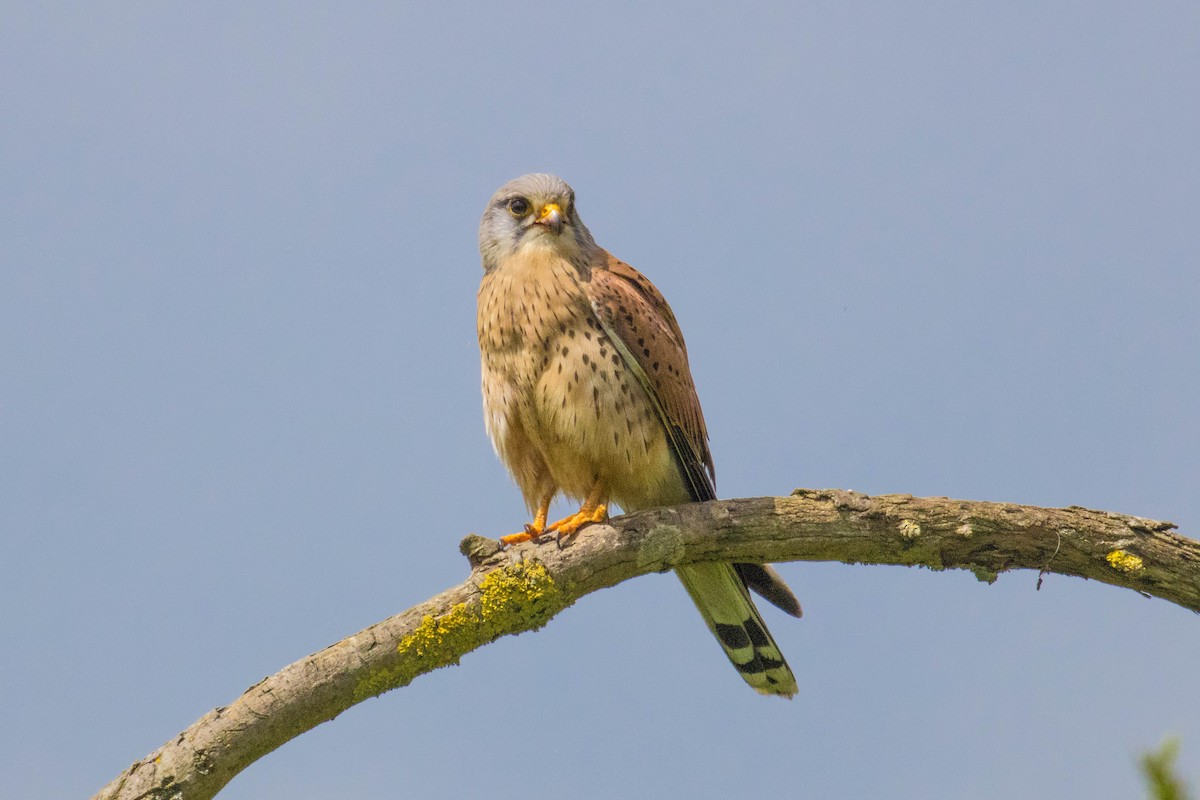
477 173 800 697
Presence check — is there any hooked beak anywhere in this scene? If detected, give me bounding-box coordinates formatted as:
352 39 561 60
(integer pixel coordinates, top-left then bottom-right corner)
534 202 564 235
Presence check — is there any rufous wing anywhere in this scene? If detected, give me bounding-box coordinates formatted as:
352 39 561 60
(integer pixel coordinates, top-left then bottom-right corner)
587 252 715 503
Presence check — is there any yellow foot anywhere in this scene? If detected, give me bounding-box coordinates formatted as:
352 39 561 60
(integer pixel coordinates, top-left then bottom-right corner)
548 504 608 537
498 499 552 547
499 521 545 547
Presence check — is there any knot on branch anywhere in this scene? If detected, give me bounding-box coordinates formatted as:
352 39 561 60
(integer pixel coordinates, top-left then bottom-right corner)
459 533 503 569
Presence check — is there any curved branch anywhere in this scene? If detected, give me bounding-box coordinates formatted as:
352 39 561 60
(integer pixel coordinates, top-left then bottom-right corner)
94 490 1197 800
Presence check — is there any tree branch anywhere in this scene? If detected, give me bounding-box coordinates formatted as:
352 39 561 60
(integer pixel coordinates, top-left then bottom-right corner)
94 489 1196 800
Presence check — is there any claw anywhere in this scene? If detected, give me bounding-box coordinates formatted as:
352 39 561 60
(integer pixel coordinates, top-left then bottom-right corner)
498 494 554 548
499 521 545 547
497 488 607 547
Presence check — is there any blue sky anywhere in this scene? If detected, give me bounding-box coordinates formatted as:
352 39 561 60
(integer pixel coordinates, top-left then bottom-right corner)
3 4 1198 798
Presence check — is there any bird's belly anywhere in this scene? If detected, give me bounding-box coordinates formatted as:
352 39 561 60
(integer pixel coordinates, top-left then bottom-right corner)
531 341 688 511
478 259 689 513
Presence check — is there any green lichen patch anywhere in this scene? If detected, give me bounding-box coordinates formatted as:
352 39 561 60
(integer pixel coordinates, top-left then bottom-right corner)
355 561 567 701
970 564 999 584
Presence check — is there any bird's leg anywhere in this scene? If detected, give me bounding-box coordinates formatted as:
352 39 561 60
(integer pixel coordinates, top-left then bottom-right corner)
499 491 554 547
547 480 608 538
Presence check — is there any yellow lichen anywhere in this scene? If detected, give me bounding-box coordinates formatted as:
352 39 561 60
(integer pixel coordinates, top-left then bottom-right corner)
401 604 478 659
478 560 558 620
1106 549 1144 573
355 561 566 702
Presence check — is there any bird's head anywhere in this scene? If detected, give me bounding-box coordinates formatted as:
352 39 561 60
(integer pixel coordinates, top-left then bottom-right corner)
479 173 598 272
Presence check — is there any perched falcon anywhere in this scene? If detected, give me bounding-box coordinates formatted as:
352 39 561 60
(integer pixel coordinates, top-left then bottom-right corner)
477 173 800 697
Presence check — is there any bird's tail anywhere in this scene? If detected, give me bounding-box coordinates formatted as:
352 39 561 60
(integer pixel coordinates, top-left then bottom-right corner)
674 562 798 698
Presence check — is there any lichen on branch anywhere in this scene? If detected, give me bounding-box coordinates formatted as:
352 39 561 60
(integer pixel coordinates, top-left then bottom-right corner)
356 560 568 701
94 491 1197 800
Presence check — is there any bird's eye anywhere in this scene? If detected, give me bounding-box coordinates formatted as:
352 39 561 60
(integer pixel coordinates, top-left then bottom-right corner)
507 197 531 217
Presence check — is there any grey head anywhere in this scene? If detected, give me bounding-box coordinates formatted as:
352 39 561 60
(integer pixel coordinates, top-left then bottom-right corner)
478 173 599 272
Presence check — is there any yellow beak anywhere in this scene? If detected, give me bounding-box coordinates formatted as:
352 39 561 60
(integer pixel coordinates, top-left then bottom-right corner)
535 202 564 235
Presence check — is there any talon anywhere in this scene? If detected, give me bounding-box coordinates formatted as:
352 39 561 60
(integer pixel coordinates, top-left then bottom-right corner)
497 490 607 546
498 495 553 548
499 522 544 547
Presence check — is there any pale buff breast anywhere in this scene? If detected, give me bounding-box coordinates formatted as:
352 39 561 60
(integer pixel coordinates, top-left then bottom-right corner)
478 251 688 513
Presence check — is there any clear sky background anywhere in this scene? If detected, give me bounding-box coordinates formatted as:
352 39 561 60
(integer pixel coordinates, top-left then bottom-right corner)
3 4 1198 799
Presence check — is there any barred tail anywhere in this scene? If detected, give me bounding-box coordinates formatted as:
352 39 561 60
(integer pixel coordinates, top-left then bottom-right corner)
675 562 798 698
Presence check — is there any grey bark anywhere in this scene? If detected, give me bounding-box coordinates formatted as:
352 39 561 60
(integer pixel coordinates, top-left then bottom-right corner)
93 489 1197 800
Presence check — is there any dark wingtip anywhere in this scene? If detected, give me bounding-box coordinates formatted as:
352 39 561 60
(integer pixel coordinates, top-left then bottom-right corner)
736 563 803 617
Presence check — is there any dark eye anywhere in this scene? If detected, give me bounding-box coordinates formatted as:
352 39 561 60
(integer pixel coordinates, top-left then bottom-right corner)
507 197 530 217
